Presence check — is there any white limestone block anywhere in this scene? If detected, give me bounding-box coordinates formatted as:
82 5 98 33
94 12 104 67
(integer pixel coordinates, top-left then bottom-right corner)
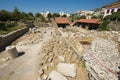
38 69 44 75
6 46 18 59
57 63 76 78
42 75 48 80
48 70 67 80
58 56 65 62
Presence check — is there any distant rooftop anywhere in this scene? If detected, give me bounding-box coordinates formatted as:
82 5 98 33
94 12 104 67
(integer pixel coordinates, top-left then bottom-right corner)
76 19 100 24
55 17 70 24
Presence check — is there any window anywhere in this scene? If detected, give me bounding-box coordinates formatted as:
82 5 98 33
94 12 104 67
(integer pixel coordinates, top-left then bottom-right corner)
111 9 114 13
117 8 120 12
106 10 110 14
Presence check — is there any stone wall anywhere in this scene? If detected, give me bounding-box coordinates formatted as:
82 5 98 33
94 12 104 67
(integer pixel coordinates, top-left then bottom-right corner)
0 27 29 51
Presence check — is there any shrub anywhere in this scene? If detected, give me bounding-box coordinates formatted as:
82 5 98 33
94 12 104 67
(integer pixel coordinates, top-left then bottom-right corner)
91 15 98 19
0 22 17 31
104 12 120 21
0 22 6 30
99 12 120 31
98 21 110 31
6 23 17 28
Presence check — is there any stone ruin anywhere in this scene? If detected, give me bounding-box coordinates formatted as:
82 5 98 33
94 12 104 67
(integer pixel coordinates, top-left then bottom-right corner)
37 34 88 80
83 38 120 80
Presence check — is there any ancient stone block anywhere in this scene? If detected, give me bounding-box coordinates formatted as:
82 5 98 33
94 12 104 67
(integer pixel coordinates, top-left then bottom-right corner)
48 70 67 80
57 63 76 78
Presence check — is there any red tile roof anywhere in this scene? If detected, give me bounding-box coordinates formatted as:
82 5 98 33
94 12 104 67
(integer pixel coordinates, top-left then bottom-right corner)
55 17 70 24
76 19 100 24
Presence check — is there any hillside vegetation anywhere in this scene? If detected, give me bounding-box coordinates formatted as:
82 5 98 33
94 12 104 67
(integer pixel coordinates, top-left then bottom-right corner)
99 12 120 31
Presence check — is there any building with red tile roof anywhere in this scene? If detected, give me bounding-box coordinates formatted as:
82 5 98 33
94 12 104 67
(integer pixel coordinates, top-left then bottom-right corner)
76 19 100 24
73 19 101 30
55 17 71 28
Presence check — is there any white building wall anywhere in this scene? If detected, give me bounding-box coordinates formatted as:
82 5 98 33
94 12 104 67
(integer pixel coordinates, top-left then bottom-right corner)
104 7 120 17
66 14 70 17
59 11 65 16
86 16 92 19
59 11 70 17
104 9 112 17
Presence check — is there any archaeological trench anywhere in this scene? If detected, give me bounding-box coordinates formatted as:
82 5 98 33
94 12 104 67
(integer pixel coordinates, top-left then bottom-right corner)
0 25 120 80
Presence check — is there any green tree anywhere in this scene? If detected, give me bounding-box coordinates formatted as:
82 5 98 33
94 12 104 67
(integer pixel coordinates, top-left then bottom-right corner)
47 13 52 18
70 14 74 22
104 12 120 21
70 14 80 21
53 13 60 17
0 10 12 21
112 12 120 21
35 13 42 17
98 14 103 19
27 12 34 21
21 12 30 22
35 13 45 22
98 21 110 31
99 12 120 31
74 15 80 20
103 15 111 21
28 12 34 17
62 14 67 17
47 13 53 21
11 7 22 21
80 15 86 19
91 15 98 19
40 16 46 22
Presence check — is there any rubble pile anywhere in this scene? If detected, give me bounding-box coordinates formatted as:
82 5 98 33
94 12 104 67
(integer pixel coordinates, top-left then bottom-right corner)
63 27 120 56
83 38 120 80
38 36 88 80
63 27 120 43
15 27 53 45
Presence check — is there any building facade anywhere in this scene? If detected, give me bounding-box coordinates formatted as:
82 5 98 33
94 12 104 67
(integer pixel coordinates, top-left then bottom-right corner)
59 11 70 17
75 10 98 19
104 1 120 17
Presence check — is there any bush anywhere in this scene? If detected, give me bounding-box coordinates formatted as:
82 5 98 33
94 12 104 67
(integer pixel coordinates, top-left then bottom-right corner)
103 15 111 21
104 12 120 21
98 21 110 31
99 12 120 31
80 15 86 19
91 15 98 19
0 22 17 31
6 23 17 28
0 22 6 30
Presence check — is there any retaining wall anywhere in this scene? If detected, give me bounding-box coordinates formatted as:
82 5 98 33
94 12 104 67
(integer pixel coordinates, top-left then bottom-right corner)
0 27 29 51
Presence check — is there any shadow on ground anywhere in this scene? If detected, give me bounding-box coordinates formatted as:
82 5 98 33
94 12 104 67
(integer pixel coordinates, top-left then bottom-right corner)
18 52 25 57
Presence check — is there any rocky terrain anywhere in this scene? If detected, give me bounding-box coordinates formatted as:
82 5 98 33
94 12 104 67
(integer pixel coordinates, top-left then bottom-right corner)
84 38 120 80
0 26 120 80
38 34 88 80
